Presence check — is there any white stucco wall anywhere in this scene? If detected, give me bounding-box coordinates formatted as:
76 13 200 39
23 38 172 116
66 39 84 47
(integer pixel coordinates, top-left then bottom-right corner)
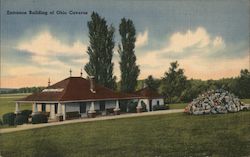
152 99 164 106
65 103 80 112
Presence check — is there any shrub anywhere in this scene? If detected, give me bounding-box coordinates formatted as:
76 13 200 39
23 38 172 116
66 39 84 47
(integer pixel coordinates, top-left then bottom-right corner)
32 114 48 124
153 105 169 111
15 115 28 125
66 111 80 119
0 118 3 126
3 112 16 126
128 102 137 113
20 110 32 117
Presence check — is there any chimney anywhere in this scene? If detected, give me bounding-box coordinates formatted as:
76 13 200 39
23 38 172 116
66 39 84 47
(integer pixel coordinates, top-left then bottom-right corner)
88 76 96 93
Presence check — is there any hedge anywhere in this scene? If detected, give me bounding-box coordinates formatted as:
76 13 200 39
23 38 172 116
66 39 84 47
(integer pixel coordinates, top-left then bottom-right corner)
3 112 16 126
66 112 80 120
32 114 48 124
15 115 29 125
20 110 32 117
153 104 169 111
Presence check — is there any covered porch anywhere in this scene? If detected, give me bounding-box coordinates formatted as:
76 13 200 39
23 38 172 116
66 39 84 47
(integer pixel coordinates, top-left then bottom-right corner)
15 99 123 121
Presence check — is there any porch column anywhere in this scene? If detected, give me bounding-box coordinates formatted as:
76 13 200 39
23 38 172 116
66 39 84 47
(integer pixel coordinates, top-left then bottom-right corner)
62 104 66 120
57 102 63 121
32 103 38 115
113 100 120 115
50 104 54 119
136 99 142 113
15 102 21 114
88 101 96 118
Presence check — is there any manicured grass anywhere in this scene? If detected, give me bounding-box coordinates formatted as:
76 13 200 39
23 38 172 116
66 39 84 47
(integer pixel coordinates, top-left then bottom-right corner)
0 93 31 116
1 112 250 157
168 103 188 109
241 99 250 104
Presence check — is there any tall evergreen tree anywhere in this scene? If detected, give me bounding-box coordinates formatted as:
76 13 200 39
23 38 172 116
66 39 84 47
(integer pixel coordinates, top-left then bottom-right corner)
161 61 187 103
84 12 116 89
118 18 140 93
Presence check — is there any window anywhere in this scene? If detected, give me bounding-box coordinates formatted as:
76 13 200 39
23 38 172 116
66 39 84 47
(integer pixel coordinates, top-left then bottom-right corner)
55 103 58 114
42 104 46 112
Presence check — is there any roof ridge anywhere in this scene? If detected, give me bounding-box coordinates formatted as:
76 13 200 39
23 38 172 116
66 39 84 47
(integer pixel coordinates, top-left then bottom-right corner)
58 77 71 101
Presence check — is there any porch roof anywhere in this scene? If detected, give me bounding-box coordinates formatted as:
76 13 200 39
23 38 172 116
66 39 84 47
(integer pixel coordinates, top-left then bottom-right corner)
135 87 164 99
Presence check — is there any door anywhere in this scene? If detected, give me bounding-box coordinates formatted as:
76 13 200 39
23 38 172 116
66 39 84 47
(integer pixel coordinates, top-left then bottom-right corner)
149 100 152 111
55 103 58 114
100 101 105 111
80 102 86 113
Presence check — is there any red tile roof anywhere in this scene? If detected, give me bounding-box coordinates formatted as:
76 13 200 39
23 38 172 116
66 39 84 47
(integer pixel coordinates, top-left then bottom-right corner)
135 87 164 99
19 77 140 102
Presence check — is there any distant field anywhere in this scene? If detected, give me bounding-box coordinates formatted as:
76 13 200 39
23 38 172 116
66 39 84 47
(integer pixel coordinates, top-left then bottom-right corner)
0 93 31 116
1 111 250 157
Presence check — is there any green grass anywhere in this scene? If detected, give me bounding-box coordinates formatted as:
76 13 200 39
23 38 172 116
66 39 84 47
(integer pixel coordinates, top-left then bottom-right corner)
168 103 188 109
1 112 250 157
0 93 31 116
241 99 250 104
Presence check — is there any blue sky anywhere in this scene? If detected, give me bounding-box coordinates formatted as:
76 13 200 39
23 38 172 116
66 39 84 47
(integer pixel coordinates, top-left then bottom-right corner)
1 0 249 88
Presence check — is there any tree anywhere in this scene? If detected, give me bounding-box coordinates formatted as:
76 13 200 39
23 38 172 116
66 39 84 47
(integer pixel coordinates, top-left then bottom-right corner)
84 12 116 89
145 75 160 91
237 69 250 98
161 61 187 103
118 18 140 93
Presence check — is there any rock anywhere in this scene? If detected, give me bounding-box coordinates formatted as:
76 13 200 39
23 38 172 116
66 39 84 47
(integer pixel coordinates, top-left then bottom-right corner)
185 89 244 115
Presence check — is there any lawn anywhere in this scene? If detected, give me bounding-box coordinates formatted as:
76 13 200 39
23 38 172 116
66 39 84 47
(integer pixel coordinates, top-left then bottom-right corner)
1 111 250 157
0 93 31 116
168 103 187 109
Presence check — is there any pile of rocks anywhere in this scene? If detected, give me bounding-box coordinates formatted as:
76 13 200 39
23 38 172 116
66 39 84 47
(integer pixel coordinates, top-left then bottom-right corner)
184 89 243 115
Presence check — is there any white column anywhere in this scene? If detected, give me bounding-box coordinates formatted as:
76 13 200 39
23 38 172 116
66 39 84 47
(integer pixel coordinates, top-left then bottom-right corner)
32 103 38 115
88 101 96 113
62 104 66 120
114 100 120 111
15 102 21 114
136 100 142 109
57 102 62 116
50 104 56 119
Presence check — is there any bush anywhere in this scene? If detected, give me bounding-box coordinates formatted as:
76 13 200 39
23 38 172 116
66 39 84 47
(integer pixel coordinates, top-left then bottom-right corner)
0 118 3 126
20 110 32 117
32 114 48 124
15 115 28 125
66 111 80 119
3 112 16 126
153 105 169 111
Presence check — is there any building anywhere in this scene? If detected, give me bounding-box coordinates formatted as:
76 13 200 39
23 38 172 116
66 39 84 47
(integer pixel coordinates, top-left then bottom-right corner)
16 76 140 120
135 87 164 111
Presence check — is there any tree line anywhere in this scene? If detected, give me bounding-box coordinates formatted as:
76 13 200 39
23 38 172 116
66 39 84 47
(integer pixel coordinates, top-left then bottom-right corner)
144 61 250 103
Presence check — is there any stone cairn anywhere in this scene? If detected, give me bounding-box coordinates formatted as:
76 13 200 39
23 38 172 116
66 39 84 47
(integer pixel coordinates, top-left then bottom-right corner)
184 89 243 115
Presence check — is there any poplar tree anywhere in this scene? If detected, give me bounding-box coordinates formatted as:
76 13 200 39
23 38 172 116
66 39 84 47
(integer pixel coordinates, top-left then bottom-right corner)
118 18 140 93
84 12 116 89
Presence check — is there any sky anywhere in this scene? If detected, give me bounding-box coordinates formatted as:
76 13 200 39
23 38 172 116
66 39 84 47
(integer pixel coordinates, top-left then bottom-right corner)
1 0 249 88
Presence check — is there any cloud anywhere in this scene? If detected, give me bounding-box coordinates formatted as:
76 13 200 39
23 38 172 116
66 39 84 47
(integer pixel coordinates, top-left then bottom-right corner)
137 27 248 80
17 31 87 56
16 31 88 66
149 27 225 57
136 29 148 48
